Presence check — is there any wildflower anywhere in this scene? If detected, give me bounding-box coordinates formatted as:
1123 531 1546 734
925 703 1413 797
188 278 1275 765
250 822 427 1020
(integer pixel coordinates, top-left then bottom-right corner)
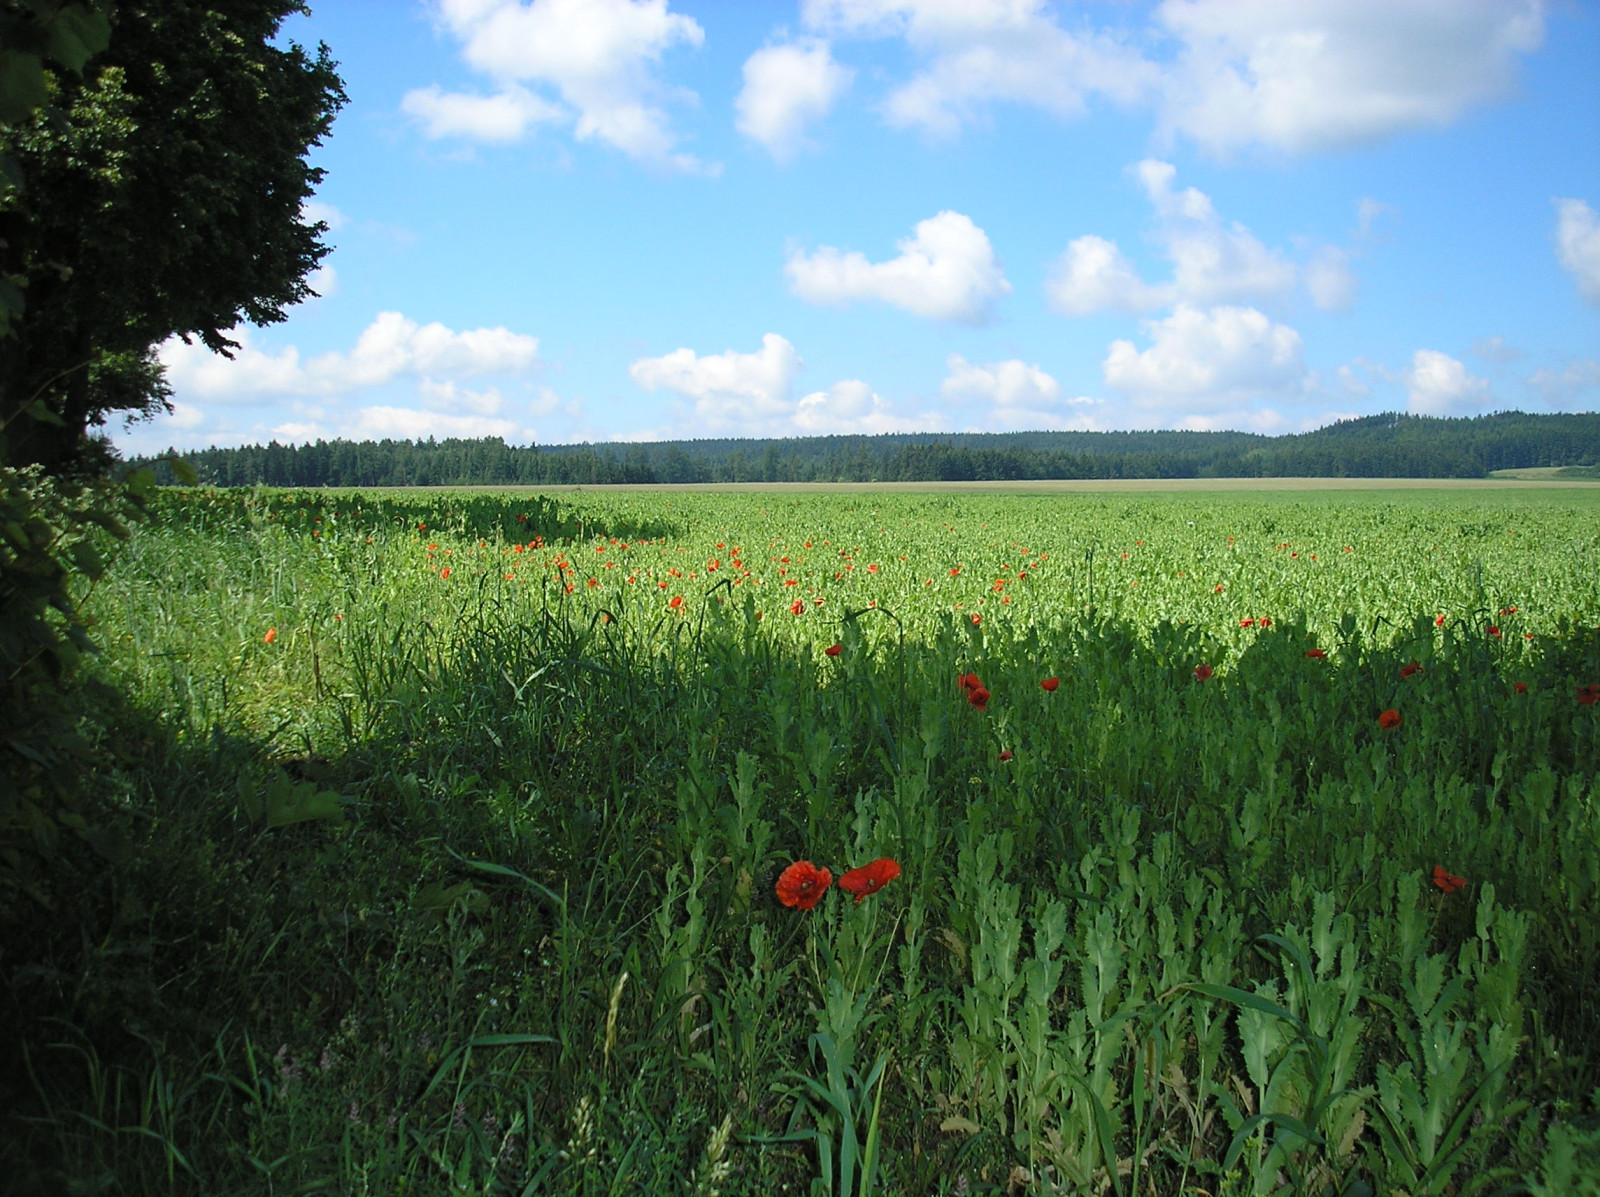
967 686 990 711
776 861 832 910
1258 617 1272 628
790 600 805 615
997 749 1014 762
1215 584 1224 593
838 858 900 903
1240 618 1255 628
1432 865 1466 894
970 613 982 627
1193 664 1213 681
1400 661 1422 678
1378 708 1402 729
669 595 683 610
958 672 982 691
1487 626 1502 639
440 566 451 579
1040 677 1059 692
1514 682 1528 694
1305 649 1327 660
825 643 842 657
1578 684 1600 707
1435 614 1446 627
263 628 278 644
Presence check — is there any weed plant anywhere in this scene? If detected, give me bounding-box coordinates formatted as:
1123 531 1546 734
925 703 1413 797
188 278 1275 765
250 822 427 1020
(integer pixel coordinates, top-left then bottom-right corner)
2 486 1598 1195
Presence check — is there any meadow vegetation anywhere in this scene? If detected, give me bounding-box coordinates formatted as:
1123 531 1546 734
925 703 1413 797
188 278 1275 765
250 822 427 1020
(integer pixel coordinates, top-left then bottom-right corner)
4 485 1599 1195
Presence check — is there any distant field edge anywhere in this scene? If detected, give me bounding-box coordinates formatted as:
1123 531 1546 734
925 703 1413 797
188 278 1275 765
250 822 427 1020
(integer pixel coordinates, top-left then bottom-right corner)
333 476 1600 495
1489 465 1600 480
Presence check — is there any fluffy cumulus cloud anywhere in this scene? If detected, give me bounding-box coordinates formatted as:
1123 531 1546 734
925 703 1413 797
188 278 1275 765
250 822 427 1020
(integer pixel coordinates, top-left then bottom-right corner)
1102 303 1307 415
1404 349 1491 416
158 312 541 401
1554 198 1600 305
736 38 853 162
1049 161 1350 316
629 333 802 430
794 379 928 433
786 210 1010 323
800 0 1155 138
403 0 711 171
940 354 1104 430
1154 0 1545 155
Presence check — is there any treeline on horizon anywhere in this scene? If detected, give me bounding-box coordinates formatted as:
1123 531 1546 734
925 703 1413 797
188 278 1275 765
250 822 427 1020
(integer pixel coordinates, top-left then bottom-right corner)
130 411 1600 487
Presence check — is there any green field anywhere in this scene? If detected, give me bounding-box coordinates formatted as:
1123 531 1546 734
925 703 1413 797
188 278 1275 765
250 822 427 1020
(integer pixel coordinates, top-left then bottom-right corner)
8 485 1600 1195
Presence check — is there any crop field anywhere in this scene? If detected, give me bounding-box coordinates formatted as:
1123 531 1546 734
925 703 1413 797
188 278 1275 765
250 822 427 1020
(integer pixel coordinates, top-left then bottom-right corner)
10 485 1600 1195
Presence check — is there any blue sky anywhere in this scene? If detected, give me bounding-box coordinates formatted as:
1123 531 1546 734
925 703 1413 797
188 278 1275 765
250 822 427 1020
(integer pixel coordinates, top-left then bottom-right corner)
119 0 1600 456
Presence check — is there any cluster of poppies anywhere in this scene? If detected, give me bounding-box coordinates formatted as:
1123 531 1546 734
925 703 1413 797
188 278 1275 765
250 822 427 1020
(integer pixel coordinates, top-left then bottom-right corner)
776 858 901 911
958 672 990 711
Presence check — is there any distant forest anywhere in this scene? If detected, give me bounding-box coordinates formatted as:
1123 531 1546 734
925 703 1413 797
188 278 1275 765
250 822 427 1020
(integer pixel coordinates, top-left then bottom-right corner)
131 411 1600 487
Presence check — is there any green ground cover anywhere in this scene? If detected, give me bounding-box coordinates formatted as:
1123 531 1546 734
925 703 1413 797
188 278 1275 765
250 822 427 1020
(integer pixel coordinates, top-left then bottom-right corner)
5 486 1599 1195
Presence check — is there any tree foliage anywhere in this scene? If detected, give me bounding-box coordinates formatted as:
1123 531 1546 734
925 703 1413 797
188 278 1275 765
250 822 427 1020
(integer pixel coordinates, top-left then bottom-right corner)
0 0 345 472
132 411 1600 488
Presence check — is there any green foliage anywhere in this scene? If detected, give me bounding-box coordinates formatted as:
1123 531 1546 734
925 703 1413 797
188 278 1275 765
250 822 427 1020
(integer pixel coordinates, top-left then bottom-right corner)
3 487 1598 1193
0 0 345 472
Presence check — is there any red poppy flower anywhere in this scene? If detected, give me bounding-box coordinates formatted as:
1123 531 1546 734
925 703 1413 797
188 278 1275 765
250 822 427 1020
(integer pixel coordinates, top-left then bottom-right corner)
790 600 805 615
669 595 683 610
838 858 900 903
1193 664 1213 681
1305 648 1327 660
1240 618 1255 628
1378 708 1402 729
1215 584 1224 593
1578 684 1600 706
1435 614 1446 627
1040 677 1059 692
1259 617 1272 628
776 861 832 910
967 686 990 711
1400 661 1421 678
970 613 982 626
440 566 452 579
1432 865 1466 894
263 628 278 644
958 672 983 691
997 749 1013 761
1514 682 1528 694
825 643 842 657
1487 626 1502 638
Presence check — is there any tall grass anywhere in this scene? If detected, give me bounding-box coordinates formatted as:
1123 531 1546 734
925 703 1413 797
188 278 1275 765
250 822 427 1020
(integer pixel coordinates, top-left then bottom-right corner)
2 486 1597 1194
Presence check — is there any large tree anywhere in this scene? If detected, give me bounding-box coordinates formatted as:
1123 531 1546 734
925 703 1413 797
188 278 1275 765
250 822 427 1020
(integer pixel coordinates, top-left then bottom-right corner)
0 0 345 472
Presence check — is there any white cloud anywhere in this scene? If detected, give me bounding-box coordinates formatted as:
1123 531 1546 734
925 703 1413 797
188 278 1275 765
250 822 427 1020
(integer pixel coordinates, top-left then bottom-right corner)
1045 235 1166 316
401 83 565 142
736 39 853 162
1405 349 1491 416
1154 0 1545 155
341 406 522 441
794 379 929 433
418 378 506 416
1304 246 1357 312
941 354 1060 408
158 313 540 401
305 264 338 301
629 333 802 429
1049 161 1331 316
407 0 711 171
1527 359 1600 406
786 210 1010 323
801 0 1156 138
301 200 347 230
1103 303 1307 414
1555 198 1600 305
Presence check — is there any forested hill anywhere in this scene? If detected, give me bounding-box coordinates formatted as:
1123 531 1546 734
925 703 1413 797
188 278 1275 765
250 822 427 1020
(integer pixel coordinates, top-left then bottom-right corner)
134 411 1600 487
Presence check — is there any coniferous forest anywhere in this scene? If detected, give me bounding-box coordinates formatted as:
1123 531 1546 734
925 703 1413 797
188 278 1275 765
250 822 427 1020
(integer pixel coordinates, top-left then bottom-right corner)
130 411 1600 487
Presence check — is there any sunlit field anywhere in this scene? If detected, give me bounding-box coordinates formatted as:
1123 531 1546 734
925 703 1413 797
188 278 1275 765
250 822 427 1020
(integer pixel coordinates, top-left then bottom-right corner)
12 485 1600 1195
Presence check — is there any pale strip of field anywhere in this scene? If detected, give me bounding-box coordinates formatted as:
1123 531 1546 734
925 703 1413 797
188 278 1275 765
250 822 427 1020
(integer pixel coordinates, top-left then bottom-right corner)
382 476 1600 496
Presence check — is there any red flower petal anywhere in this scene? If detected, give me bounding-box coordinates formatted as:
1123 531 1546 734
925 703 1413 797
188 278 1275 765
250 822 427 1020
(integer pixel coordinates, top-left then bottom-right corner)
776 861 833 910
838 858 901 902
